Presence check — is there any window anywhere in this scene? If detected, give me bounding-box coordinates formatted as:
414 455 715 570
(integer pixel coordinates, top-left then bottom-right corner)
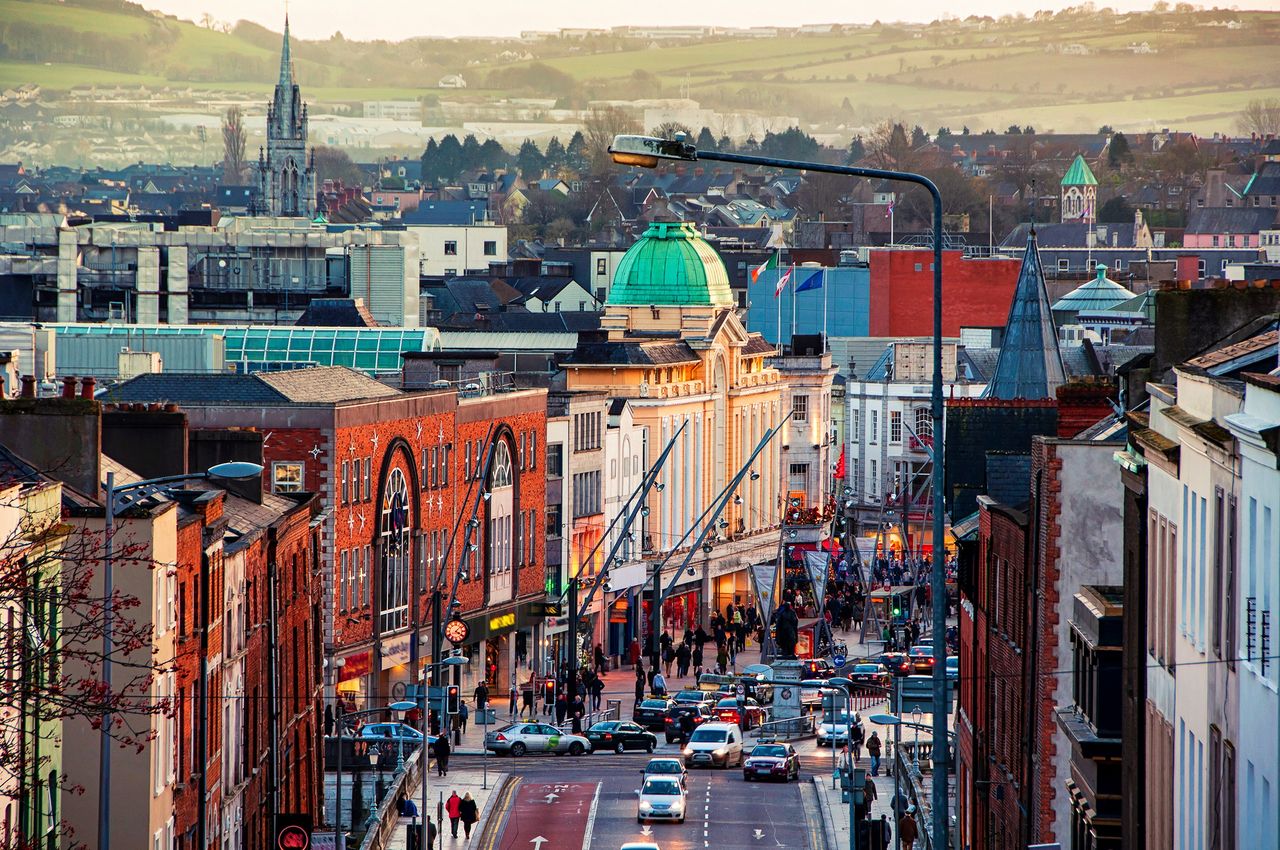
546 504 562 537
1058 258 1070 273
440 363 461 383
595 287 606 302
889 411 902 443
530 433 537 469
869 459 878 497
851 408 860 437
1226 495 1237 669
444 268 457 277
1213 488 1224 658
1198 259 1207 278
272 462 303 494
341 461 350 503
442 444 451 485
572 470 602 518
792 395 809 422
913 407 932 441
379 466 411 633
547 444 563 477
364 457 372 501
444 241 458 255
596 258 607 275
1221 259 1230 273
483 240 497 256
340 550 349 611
870 410 879 443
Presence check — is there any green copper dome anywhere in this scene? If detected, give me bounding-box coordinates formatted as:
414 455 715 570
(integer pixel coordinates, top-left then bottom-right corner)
607 221 734 307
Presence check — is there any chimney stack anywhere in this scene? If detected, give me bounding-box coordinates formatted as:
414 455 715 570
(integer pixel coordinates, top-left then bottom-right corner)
62 376 77 399
20 375 35 398
80 377 95 399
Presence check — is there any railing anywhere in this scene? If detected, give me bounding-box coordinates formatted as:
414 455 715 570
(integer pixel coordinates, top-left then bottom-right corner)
554 703 620 734
894 746 934 850
750 713 815 740
359 746 423 850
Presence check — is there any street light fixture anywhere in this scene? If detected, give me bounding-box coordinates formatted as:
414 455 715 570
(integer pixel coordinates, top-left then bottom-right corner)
98 461 263 850
610 133 950 848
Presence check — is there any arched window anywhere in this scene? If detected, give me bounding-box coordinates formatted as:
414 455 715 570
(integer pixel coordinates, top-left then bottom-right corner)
913 407 933 442
486 438 516 602
379 466 410 634
491 440 513 489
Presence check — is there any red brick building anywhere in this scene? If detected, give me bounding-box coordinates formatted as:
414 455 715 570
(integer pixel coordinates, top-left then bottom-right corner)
106 367 550 713
868 250 1022 338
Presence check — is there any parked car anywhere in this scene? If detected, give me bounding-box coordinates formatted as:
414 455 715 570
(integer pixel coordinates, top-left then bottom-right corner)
586 721 657 754
643 757 688 789
484 723 590 757
663 703 713 743
742 742 801 782
847 663 892 692
633 698 674 731
946 656 959 681
908 645 936 675
636 776 687 823
816 710 863 748
359 723 429 747
682 722 744 769
873 652 913 677
712 697 765 730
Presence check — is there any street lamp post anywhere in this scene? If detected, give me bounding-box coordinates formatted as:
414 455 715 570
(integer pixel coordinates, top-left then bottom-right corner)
805 677 858 850
611 135 950 848
911 707 923 782
97 461 263 850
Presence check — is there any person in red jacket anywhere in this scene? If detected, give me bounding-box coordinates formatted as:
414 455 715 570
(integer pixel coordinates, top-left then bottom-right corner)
445 791 462 838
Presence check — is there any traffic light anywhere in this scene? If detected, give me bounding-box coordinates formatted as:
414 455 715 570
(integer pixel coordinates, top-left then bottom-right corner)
543 679 556 705
446 685 460 715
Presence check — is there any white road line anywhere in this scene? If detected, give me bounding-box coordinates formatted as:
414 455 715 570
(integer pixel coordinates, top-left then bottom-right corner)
580 782 600 850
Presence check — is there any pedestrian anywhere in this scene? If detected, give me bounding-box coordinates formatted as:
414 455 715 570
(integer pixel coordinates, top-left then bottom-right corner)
427 816 438 849
474 680 489 713
445 791 462 838
662 643 675 678
324 705 335 737
459 792 479 840
432 733 451 777
590 675 604 711
555 692 568 725
715 644 728 675
594 643 607 675
676 643 691 678
652 670 667 697
571 694 586 733
402 796 420 847
509 680 518 719
878 814 893 850
692 642 704 671
898 809 919 850
458 700 469 735
866 730 882 776
635 663 646 702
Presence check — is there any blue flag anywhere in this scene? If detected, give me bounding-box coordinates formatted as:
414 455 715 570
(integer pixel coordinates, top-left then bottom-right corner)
795 270 824 292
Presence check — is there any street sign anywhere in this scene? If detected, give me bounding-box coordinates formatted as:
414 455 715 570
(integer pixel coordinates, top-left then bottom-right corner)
735 683 746 697
832 653 847 668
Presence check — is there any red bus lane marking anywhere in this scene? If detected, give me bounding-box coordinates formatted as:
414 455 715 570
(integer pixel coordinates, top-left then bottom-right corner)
497 781 599 850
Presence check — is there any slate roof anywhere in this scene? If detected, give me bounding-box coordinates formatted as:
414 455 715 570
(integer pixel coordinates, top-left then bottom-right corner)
104 366 401 406
294 298 380 328
562 340 700 366
983 231 1067 400
742 336 776 356
1185 206 1278 235
1000 221 1142 250
1051 265 1136 315
400 201 492 225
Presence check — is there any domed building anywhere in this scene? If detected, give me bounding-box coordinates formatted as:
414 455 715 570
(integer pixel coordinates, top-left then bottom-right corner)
1051 262 1136 323
563 220 787 636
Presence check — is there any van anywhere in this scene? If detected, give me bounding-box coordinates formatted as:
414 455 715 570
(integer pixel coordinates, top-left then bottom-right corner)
681 721 743 769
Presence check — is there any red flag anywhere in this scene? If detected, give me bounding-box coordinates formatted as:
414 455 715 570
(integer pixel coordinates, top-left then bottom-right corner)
833 446 846 479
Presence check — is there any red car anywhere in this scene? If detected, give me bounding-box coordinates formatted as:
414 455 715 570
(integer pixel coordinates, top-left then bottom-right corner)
908 645 936 675
714 697 765 730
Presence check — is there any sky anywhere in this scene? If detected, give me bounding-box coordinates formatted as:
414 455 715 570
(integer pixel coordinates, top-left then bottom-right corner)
140 0 1280 40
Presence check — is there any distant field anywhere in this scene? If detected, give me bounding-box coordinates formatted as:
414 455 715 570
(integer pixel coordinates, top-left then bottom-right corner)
0 60 163 89
0 0 153 36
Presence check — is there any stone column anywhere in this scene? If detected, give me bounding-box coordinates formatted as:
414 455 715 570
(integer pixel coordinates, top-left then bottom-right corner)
167 246 189 325
135 246 160 324
56 227 77 322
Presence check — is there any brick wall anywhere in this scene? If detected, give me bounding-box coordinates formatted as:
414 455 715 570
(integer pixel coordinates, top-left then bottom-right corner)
1030 439 1065 844
173 515 204 847
868 250 1022 337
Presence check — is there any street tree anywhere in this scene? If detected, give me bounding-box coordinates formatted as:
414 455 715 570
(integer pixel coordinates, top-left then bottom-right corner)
582 107 641 174
311 146 364 188
1238 97 1280 137
516 139 546 179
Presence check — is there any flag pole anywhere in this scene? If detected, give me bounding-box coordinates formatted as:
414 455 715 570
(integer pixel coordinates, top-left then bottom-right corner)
790 263 796 344
775 247 781 349
821 268 828 352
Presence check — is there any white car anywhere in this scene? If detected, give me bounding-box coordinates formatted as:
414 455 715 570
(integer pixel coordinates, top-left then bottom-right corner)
642 757 688 789
682 722 744 768
816 710 862 747
620 844 661 850
636 776 687 823
484 722 591 757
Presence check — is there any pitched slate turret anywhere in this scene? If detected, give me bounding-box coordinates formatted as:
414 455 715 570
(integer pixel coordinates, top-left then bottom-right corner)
984 230 1067 399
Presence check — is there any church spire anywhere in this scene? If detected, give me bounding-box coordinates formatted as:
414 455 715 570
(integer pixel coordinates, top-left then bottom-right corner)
983 230 1066 400
278 14 293 88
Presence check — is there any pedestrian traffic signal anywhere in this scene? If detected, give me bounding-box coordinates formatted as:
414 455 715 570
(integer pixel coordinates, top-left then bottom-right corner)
543 679 556 704
446 685 460 715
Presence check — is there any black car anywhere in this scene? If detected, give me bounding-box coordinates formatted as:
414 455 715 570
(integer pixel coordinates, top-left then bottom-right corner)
663 703 713 743
873 652 913 677
742 743 801 782
671 689 716 706
586 721 657 754
633 698 673 731
801 658 836 680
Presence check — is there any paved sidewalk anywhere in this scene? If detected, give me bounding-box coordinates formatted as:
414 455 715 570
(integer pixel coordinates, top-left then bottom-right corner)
385 765 509 850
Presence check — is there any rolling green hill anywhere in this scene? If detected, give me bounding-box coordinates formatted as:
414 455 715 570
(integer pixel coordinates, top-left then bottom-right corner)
1 0 1278 134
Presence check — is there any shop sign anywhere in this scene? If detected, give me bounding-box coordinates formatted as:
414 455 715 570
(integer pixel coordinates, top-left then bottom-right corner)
339 650 371 683
488 612 516 633
381 634 412 670
274 814 312 850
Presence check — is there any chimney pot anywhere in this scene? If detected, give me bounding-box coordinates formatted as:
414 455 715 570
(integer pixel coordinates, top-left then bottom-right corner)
80 377 96 399
62 376 77 398
20 374 36 398
164 403 179 413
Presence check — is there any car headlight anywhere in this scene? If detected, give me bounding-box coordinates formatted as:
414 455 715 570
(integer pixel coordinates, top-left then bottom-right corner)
683 747 694 756
713 748 727 757
671 801 685 814
639 802 652 812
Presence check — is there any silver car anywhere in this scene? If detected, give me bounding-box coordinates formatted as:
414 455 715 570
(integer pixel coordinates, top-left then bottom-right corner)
636 776 687 823
816 710 862 747
484 722 591 757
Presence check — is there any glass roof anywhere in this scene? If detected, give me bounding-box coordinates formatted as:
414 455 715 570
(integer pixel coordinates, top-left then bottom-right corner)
52 324 439 374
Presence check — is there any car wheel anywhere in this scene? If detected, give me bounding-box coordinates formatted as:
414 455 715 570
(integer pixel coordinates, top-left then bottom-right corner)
510 742 527 757
614 741 626 754
646 741 654 753
569 741 585 756
666 736 675 744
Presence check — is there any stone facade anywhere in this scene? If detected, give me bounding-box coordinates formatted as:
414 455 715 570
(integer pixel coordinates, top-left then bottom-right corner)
254 18 317 218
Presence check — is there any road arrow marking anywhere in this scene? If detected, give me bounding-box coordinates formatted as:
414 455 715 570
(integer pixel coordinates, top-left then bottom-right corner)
531 838 548 850
543 793 559 804
640 826 653 837
754 829 765 840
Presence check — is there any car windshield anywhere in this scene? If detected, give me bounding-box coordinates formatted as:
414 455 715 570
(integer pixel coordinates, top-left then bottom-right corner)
497 724 522 734
690 729 727 743
590 722 618 732
824 713 854 725
646 760 681 774
715 699 739 708
752 745 787 758
674 691 703 701
853 665 879 673
911 646 932 656
641 700 668 709
947 657 959 667
642 779 681 796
